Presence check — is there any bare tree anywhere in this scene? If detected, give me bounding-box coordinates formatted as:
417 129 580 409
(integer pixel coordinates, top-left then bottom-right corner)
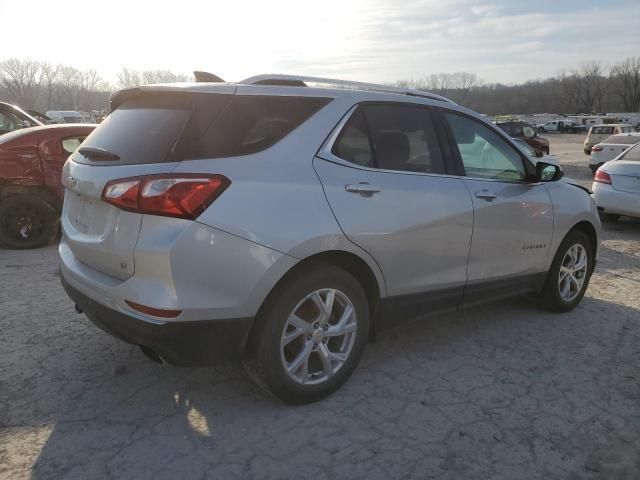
0 58 44 108
40 62 61 110
610 57 640 112
117 68 189 88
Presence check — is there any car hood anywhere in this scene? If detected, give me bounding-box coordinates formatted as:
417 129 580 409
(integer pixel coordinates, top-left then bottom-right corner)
561 177 591 194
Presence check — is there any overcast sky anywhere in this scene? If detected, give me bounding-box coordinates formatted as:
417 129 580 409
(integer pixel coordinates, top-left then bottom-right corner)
1 0 639 85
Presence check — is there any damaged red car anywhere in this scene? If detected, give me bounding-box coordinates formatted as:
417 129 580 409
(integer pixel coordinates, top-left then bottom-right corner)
0 124 95 249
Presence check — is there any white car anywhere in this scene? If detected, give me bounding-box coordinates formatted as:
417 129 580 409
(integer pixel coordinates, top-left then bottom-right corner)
589 133 640 173
592 143 640 221
584 124 636 155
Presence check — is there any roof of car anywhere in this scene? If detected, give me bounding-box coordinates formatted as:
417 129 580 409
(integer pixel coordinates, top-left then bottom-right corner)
0 124 96 144
110 74 456 106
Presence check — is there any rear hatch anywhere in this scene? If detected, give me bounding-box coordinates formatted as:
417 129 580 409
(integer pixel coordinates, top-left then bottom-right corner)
62 85 236 279
607 161 640 194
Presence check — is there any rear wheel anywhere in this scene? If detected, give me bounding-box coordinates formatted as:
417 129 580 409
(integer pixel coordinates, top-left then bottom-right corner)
539 231 593 312
0 195 59 249
244 264 370 404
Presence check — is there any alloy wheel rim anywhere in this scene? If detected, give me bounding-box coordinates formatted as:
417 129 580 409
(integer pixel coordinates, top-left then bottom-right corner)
558 244 588 302
280 288 357 385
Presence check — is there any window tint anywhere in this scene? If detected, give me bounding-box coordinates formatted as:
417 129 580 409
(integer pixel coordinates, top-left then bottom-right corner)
363 104 444 173
62 137 85 154
192 96 330 158
331 109 373 167
592 126 613 135
79 95 194 165
446 112 526 181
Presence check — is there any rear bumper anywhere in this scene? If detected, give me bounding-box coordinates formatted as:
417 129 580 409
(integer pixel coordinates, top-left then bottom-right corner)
61 273 253 366
592 184 640 218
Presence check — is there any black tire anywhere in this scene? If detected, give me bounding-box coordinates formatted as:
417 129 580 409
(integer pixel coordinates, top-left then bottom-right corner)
244 263 370 404
0 195 59 249
539 230 594 313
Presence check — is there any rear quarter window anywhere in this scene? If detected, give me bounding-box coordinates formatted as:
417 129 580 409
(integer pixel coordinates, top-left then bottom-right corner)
189 96 331 159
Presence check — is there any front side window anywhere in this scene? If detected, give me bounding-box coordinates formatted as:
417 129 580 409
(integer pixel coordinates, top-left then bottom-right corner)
446 112 526 181
332 104 444 174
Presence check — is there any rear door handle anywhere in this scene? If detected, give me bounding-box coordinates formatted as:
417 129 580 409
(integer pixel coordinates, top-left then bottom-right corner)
474 189 497 201
345 183 381 195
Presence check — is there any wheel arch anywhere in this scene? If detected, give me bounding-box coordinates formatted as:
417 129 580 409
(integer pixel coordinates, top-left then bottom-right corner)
569 220 599 261
248 249 384 351
0 183 61 211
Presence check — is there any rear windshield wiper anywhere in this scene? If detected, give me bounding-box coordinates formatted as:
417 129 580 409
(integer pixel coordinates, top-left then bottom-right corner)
78 146 120 161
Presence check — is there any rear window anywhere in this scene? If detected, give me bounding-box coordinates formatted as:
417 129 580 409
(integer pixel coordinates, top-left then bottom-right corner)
76 93 330 165
592 126 613 135
78 95 195 165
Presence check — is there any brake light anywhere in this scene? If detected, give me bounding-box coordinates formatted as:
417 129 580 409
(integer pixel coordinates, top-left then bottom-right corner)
102 174 230 219
594 169 612 185
591 145 603 152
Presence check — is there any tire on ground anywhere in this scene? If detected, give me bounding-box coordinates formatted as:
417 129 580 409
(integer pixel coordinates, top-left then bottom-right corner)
244 263 370 404
539 230 594 313
0 195 59 249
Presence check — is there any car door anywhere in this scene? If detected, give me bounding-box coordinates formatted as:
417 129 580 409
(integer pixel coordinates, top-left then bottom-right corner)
314 103 474 314
442 111 554 304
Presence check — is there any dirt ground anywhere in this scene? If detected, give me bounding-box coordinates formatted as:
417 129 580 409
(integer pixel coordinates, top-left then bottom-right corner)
1 134 639 480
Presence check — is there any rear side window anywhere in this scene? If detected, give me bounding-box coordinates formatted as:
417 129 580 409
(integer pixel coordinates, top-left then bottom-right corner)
62 136 86 154
191 96 330 159
332 104 444 174
331 109 373 167
603 135 640 145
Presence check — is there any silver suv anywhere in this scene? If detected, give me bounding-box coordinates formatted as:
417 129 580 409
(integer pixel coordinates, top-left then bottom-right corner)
59 75 601 404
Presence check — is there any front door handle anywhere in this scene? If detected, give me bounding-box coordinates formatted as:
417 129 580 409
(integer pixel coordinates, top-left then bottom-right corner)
474 189 497 201
345 183 381 195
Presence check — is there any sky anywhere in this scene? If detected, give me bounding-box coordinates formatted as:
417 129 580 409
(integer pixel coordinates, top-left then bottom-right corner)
1 0 639 85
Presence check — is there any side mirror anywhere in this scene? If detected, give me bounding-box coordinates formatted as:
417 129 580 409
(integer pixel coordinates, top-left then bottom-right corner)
536 161 563 182
20 120 31 128
535 150 544 158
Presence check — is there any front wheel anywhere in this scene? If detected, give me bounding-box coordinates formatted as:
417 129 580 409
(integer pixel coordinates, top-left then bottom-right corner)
539 231 593 312
244 264 370 404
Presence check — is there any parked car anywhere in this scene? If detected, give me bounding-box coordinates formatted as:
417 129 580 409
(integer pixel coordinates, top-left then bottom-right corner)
46 110 87 124
592 143 640 221
511 138 559 166
0 101 43 135
588 133 640 173
497 121 549 155
59 74 601 404
0 124 95 248
538 120 585 133
26 110 54 124
584 124 635 154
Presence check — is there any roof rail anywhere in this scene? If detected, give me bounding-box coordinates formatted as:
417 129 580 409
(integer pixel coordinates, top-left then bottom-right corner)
239 74 456 104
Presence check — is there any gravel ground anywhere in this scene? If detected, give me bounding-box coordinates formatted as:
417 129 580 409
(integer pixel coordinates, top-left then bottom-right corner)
1 134 639 480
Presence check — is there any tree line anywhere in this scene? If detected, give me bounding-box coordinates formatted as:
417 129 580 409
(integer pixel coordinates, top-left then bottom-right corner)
1 57 639 115
0 59 189 113
397 58 640 115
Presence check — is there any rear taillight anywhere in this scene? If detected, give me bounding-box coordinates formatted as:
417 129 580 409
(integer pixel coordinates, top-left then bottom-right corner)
591 145 603 152
594 169 612 185
102 174 230 220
